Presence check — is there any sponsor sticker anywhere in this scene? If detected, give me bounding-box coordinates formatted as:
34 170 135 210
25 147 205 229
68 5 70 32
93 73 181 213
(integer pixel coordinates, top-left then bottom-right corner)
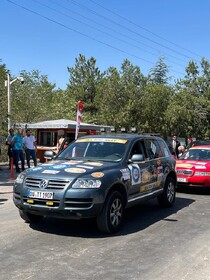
140 183 154 192
84 162 103 166
128 164 141 185
42 170 60 174
29 167 43 172
77 165 94 169
76 138 127 144
176 164 193 168
120 168 130 181
50 165 67 169
62 160 83 165
64 168 86 173
195 165 206 169
91 172 104 178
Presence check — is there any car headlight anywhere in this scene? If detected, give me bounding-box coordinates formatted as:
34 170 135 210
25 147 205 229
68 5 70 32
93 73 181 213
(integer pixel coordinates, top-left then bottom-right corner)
194 172 210 176
15 174 25 183
72 179 101 188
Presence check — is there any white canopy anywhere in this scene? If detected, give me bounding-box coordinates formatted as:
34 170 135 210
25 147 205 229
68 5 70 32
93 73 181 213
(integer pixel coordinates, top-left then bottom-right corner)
17 119 113 131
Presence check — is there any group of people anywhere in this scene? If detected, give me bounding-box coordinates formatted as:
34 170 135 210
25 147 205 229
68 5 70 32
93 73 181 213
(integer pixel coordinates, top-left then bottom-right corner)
6 128 37 173
170 135 187 159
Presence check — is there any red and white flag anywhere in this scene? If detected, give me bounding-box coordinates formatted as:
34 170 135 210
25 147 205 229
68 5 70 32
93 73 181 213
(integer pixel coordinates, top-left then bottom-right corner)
75 101 84 140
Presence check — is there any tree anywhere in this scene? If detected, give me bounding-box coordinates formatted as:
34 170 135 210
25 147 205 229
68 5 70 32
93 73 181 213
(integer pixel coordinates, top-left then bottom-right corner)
11 70 56 125
149 56 170 84
67 54 103 123
0 62 9 130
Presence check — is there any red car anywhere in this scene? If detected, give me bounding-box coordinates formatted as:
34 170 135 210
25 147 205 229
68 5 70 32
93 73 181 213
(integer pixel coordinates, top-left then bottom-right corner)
176 145 210 188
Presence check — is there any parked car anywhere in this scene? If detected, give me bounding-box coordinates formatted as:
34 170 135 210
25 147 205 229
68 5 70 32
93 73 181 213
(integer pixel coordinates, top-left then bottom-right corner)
176 145 210 188
13 134 177 233
186 140 210 150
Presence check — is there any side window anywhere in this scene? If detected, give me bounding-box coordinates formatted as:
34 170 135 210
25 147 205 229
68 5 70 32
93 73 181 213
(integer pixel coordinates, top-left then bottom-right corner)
145 139 162 159
158 140 170 157
129 141 145 159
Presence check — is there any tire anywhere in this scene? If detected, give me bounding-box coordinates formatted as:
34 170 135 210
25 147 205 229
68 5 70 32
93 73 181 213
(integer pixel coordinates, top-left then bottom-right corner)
19 210 43 223
158 177 176 207
96 191 125 234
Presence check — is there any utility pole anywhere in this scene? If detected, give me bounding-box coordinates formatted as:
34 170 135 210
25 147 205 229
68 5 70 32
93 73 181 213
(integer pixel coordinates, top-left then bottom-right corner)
5 74 24 131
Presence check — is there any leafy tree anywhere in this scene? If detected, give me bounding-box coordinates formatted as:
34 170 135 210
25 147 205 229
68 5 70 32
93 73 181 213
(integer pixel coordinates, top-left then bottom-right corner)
140 84 173 137
11 70 56 125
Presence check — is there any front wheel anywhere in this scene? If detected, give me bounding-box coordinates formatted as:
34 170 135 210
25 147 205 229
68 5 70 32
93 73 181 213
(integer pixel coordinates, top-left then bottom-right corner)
19 210 44 223
158 177 176 207
96 191 125 234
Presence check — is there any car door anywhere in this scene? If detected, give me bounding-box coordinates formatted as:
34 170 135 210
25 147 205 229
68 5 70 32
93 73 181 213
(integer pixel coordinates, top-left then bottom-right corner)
144 138 166 192
128 139 153 198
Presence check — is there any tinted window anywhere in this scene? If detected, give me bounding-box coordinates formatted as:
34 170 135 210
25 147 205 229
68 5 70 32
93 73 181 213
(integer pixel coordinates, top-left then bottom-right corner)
145 139 164 159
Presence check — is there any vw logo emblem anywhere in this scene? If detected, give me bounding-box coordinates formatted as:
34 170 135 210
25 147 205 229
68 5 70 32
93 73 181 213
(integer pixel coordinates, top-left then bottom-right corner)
40 179 48 189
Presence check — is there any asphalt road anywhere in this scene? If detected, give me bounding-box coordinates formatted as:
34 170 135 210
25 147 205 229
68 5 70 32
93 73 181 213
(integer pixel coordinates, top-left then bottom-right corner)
1 165 210 280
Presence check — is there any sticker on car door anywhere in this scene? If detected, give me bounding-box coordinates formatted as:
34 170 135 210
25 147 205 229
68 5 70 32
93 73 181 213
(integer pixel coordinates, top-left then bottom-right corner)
128 164 141 185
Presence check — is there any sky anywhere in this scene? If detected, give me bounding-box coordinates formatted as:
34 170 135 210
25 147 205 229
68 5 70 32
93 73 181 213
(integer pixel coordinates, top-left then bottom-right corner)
1 0 210 89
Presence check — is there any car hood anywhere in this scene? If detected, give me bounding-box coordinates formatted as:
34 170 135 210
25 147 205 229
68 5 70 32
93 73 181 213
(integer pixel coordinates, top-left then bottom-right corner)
22 159 120 179
176 159 210 170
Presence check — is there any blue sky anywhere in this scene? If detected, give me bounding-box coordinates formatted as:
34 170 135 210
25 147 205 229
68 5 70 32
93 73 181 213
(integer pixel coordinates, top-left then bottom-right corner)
1 0 210 89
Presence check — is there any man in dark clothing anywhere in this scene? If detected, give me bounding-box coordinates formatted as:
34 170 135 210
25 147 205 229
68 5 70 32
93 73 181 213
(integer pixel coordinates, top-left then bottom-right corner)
171 135 180 159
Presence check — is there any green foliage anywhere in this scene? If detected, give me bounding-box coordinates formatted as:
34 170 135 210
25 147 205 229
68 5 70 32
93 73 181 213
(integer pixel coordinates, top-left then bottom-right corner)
149 56 170 84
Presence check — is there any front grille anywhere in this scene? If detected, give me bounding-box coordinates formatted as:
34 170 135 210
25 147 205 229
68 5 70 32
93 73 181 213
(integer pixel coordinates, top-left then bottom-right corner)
25 177 70 190
176 170 193 175
64 198 93 209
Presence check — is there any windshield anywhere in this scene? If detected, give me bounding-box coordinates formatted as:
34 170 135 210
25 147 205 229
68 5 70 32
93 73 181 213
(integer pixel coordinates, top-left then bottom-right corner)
179 149 210 160
57 138 128 162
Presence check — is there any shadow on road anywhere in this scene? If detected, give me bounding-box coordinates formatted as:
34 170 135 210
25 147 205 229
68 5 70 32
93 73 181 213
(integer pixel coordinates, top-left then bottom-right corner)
29 196 194 238
177 187 210 195
0 198 8 205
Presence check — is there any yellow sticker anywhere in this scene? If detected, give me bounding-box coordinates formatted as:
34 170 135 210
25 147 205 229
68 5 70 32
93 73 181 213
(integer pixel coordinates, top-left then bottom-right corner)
91 172 104 178
76 138 127 144
176 164 193 168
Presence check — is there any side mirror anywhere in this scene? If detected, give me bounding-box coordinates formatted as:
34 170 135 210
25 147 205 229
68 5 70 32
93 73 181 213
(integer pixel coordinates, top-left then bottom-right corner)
131 154 144 162
44 150 54 160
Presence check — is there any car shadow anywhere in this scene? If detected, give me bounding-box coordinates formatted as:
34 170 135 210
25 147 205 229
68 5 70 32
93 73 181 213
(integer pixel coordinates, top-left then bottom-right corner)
29 196 194 238
0 198 8 205
177 187 210 195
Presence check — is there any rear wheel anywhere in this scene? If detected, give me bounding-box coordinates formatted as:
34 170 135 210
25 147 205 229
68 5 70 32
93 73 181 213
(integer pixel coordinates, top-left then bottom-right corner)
158 177 176 207
19 210 44 223
97 191 125 233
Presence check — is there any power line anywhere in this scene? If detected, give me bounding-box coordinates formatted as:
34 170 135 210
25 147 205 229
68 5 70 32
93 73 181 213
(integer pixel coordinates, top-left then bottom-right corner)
32 0 186 68
88 0 202 59
67 0 196 61
5 0 186 76
5 1 153 64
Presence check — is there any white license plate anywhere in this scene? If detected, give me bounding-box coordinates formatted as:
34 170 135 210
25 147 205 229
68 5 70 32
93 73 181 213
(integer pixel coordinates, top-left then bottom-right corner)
28 190 54 200
177 177 187 182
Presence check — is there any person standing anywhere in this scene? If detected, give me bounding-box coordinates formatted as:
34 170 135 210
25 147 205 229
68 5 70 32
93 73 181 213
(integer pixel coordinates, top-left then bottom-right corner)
11 128 25 173
23 129 37 168
171 135 180 159
56 135 65 154
6 128 14 169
